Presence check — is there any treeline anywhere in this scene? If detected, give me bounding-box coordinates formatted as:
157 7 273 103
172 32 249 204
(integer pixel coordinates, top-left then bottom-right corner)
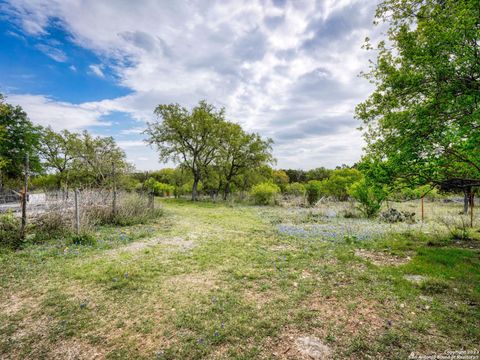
0 94 130 191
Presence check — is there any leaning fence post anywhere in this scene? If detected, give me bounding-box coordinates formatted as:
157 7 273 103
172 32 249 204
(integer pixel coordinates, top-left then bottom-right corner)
20 154 29 239
74 188 80 234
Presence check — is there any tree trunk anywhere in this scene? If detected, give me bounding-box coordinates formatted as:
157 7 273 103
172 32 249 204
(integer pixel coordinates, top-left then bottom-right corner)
223 182 230 201
469 192 475 228
463 189 469 215
192 177 200 201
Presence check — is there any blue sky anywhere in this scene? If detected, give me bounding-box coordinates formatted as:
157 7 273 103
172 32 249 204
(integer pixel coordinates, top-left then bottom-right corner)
0 0 380 170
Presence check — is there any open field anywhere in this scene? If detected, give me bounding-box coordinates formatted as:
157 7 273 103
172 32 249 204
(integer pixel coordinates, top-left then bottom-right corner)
1 199 479 359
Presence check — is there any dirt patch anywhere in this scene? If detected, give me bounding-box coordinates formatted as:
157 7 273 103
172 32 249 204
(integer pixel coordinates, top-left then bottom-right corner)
163 271 219 292
50 339 104 360
266 295 395 359
0 289 45 318
355 249 411 266
106 236 195 255
306 296 387 335
243 287 282 309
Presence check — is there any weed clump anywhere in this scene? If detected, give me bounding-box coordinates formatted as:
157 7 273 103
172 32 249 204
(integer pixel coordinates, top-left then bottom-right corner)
0 211 22 249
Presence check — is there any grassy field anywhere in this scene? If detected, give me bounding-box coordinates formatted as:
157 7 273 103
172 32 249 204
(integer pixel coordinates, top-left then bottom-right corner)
0 199 479 359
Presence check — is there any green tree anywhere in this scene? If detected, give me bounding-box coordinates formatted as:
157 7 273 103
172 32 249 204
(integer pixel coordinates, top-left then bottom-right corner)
273 170 289 192
218 123 274 200
283 169 307 183
71 131 129 187
348 178 387 218
38 127 79 189
320 168 362 201
146 101 225 201
0 95 42 189
305 180 323 206
356 0 480 200
306 167 332 181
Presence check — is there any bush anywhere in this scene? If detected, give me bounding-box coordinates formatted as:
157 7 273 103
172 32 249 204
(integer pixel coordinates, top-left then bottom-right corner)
86 193 162 226
380 208 416 223
0 211 22 248
348 179 387 218
32 211 72 242
320 168 362 201
251 182 280 205
305 180 323 206
154 182 175 197
284 182 306 197
68 232 97 246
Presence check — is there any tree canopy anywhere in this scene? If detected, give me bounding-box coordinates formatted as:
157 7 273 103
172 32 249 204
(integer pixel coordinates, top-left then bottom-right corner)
356 0 480 194
146 100 274 200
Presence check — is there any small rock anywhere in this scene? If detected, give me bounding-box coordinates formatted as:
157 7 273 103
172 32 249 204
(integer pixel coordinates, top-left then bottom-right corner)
295 336 332 360
293 282 298 288
400 303 405 308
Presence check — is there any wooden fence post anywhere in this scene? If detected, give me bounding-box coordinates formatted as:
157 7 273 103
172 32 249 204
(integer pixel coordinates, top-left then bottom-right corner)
112 161 117 216
74 188 80 234
20 154 29 239
421 196 424 222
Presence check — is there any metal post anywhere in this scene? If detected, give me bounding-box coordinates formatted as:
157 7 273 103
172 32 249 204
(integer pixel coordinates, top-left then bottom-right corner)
74 188 80 234
20 154 29 239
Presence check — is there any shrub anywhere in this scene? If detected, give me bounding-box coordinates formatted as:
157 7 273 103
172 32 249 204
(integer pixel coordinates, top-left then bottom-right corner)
284 182 306 197
320 168 362 201
348 179 387 218
380 208 416 223
251 182 280 205
32 211 72 242
86 193 162 226
0 211 22 248
68 232 97 246
154 182 175 197
305 180 323 206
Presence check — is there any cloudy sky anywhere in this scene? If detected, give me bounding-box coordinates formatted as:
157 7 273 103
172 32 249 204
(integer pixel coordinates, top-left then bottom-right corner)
0 0 381 170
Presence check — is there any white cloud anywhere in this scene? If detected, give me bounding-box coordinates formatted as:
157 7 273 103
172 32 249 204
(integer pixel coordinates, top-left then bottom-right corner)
35 43 68 62
6 94 110 130
3 0 382 169
89 64 105 78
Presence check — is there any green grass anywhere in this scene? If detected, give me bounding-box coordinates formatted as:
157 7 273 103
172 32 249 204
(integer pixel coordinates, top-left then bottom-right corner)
0 199 479 359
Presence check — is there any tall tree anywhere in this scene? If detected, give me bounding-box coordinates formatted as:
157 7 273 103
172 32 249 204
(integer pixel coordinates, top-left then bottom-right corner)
356 0 480 199
0 95 42 189
71 131 128 187
218 122 273 200
38 127 79 189
146 101 225 201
